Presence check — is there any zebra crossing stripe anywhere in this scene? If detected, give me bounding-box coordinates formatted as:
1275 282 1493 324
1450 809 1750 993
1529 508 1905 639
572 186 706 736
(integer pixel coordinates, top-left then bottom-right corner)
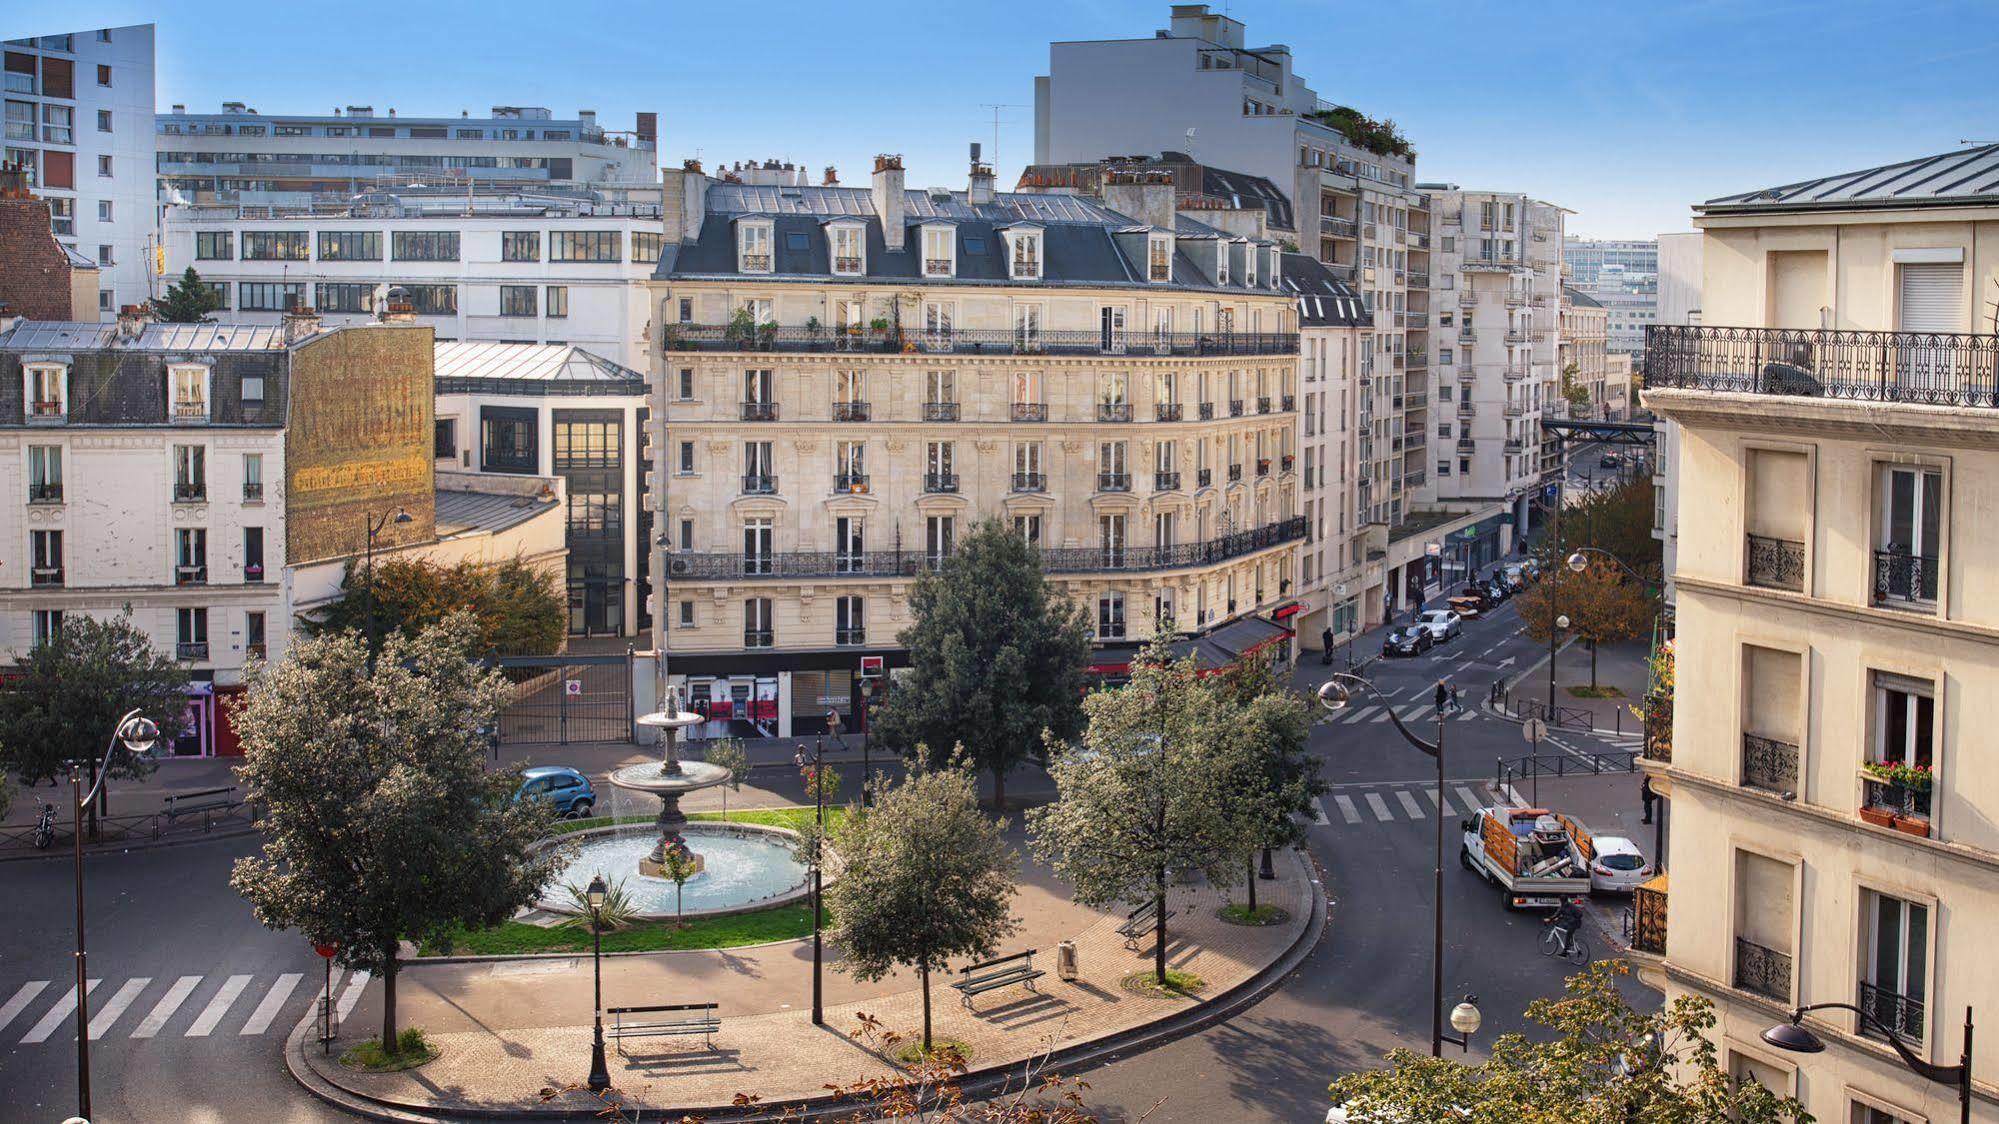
240 973 302 1036
1308 797 1330 826
132 975 201 1039
22 980 99 1044
0 981 49 1036
184 974 252 1037
1424 788 1447 813
1334 795 1361 824
1369 707 1393 723
1394 790 1426 818
335 970 371 1021
1364 793 1394 822
88 977 150 1040
1455 786 1486 813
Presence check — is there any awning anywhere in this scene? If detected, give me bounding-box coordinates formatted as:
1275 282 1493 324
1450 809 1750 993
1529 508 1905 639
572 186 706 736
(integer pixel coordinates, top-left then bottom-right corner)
1270 601 1302 621
1087 615 1294 677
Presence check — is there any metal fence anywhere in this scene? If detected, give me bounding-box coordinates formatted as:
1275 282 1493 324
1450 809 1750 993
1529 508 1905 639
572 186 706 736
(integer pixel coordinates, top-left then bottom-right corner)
495 651 634 746
0 799 259 853
1644 324 1999 407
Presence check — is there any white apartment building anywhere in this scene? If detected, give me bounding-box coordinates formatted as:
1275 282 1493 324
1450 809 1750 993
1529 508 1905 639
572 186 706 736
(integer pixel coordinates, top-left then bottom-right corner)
161 188 660 369
4 24 156 316
1281 253 1371 646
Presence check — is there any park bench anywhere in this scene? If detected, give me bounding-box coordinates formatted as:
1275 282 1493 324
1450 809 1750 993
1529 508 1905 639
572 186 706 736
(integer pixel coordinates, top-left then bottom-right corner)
950 950 1043 1009
163 787 237 822
604 1002 721 1055
1117 899 1173 951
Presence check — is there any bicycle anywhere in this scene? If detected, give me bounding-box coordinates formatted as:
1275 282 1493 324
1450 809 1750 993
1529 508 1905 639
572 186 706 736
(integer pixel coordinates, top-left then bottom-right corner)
32 802 56 850
1540 917 1591 966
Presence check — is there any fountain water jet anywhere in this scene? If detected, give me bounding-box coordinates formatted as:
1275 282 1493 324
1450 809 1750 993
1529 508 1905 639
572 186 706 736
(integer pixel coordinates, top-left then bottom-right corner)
622 686 726 878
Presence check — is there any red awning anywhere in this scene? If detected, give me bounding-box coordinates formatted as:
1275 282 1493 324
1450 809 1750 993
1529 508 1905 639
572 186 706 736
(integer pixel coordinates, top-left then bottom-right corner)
1270 601 1302 621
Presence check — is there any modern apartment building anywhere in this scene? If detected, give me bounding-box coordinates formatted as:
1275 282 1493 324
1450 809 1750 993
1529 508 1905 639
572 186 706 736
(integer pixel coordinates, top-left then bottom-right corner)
650 155 1302 737
156 103 658 208
1561 286 1609 418
1421 188 1566 536
1281 253 1370 646
4 24 156 316
161 186 660 369
1640 143 1999 1124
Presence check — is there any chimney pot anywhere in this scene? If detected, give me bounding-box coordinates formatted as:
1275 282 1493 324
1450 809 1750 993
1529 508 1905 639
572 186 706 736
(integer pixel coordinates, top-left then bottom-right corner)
871 155 907 251
823 165 839 186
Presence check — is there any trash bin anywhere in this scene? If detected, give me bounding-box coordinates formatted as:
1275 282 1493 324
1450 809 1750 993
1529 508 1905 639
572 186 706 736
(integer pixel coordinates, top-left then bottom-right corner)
1056 939 1078 982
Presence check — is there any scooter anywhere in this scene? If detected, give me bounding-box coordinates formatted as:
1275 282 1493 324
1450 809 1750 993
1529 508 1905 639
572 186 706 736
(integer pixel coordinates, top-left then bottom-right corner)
32 802 56 850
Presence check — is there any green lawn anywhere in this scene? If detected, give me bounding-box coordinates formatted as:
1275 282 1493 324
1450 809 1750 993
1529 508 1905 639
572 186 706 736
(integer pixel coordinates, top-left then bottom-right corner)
420 902 827 956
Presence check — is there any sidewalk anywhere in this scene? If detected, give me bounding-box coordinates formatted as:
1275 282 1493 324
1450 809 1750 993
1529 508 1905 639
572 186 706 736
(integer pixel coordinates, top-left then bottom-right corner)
295 849 1320 1120
1487 637 1650 738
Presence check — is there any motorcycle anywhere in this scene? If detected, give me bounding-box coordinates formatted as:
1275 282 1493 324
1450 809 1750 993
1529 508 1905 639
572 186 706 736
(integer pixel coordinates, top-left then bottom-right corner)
33 802 56 850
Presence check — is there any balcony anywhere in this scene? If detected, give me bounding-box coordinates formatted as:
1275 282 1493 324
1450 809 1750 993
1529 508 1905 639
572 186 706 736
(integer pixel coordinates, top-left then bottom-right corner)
1228 464 1243 482
1504 290 1528 308
833 256 862 275
28 482 62 503
1503 439 1524 454
1198 402 1215 421
740 401 778 422
1011 471 1045 493
1406 470 1426 486
1734 937 1793 1003
1320 215 1356 238
1858 981 1926 1046
1097 472 1131 493
1228 399 1245 417
924 472 959 494
1281 453 1295 473
1457 291 1477 308
176 642 210 661
743 629 774 648
1745 534 1804 591
171 399 209 423
1196 468 1213 489
1872 548 1937 607
30 565 62 587
665 323 1299 357
1011 402 1047 423
1255 458 1271 477
833 401 871 422
740 254 772 272
1632 878 1668 955
1462 254 1524 272
1457 402 1477 416
1408 271 1430 288
243 482 264 502
1502 365 1529 382
1154 470 1181 491
835 627 867 646
924 401 959 422
832 473 870 495
1256 396 1271 414
742 473 778 495
662 516 1307 581
176 564 208 586
1097 402 1134 423
1502 401 1525 417
1741 733 1799 795
1405 353 1428 370
1643 324 1999 407
173 482 206 503
1281 394 1296 411
1456 438 1476 454
1154 402 1184 422
1861 774 1931 832
1504 329 1528 345
246 643 266 661
28 400 65 423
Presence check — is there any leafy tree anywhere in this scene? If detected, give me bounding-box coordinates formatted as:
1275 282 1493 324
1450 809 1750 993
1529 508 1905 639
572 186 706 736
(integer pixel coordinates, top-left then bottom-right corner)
1549 474 1662 581
703 738 751 821
0 615 188 829
151 266 223 323
1028 638 1241 986
1208 659 1320 910
229 615 557 1056
1327 962 1813 1123
1562 361 1593 415
872 518 1093 809
1514 558 1654 689
657 846 700 923
826 765 1019 1053
307 555 565 658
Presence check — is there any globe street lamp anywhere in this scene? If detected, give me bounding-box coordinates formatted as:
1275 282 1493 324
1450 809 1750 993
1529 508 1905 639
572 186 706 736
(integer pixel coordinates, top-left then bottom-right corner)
69 708 161 1122
585 875 610 1093
363 506 414 672
1762 1005 1974 1124
1445 995 1483 1052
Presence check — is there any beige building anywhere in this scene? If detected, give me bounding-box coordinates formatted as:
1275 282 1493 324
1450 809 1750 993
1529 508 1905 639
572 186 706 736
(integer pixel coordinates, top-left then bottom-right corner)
1642 144 1999 1124
1560 286 1609 419
649 156 1302 736
1280 253 1371 646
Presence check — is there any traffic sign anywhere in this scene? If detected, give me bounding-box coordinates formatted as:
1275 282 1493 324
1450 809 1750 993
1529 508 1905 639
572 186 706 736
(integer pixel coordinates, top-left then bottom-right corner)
564 679 583 696
1522 717 1547 743
859 655 884 677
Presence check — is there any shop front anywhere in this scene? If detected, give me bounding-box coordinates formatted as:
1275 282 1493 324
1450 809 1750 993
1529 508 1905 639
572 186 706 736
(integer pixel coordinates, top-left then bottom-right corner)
669 648 907 742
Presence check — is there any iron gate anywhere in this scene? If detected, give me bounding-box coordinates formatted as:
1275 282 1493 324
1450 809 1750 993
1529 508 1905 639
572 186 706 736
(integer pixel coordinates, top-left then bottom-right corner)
496 651 634 746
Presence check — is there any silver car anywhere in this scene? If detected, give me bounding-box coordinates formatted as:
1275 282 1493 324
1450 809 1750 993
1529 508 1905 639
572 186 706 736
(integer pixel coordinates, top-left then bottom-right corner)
1414 609 1463 642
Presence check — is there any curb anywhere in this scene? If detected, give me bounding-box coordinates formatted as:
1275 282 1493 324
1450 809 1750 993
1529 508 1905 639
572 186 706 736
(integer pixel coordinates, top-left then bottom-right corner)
0 822 259 864
288 848 1330 1123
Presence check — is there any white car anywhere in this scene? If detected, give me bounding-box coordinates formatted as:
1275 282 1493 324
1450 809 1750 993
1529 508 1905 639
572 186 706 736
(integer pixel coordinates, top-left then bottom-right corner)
1413 609 1463 642
1587 835 1653 893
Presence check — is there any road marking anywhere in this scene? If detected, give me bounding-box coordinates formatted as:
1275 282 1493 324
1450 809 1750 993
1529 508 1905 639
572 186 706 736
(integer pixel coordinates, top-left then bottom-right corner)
1364 793 1394 822
336 969 371 1021
22 979 99 1044
1425 787 1448 814
1369 707 1393 723
184 974 252 1037
132 975 201 1039
1333 795 1361 824
1456 786 1486 813
1308 797 1331 826
240 972 303 1036
0 981 49 1036
88 976 150 1039
287 968 344 1044
1395 790 1426 818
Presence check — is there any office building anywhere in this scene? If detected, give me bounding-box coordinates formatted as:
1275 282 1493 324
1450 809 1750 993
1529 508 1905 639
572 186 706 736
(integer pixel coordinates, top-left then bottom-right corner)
1565 235 1659 354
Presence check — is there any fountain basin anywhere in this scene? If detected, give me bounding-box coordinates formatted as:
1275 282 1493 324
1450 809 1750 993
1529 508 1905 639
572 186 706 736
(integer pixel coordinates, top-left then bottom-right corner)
538 822 815 921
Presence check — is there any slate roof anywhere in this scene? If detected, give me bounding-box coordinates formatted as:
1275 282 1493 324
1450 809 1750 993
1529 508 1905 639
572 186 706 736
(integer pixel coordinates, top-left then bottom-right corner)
435 488 559 538
0 320 292 351
1198 165 1294 232
1281 253 1369 328
433 341 645 390
1701 144 1999 214
1562 286 1603 309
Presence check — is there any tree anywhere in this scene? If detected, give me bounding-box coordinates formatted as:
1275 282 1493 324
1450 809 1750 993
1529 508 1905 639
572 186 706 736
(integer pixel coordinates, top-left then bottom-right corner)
0 614 188 833
1515 559 1654 689
1327 962 1813 1123
1028 638 1241 986
151 266 223 323
1208 659 1320 911
1551 474 1662 581
871 518 1093 810
657 846 700 923
229 615 557 1056
306 555 565 658
703 739 751 821
1561 361 1593 415
826 765 1020 1054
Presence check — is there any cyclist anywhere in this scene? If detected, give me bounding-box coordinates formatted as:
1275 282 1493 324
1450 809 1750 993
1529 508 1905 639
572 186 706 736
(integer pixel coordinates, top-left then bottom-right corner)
1549 899 1584 957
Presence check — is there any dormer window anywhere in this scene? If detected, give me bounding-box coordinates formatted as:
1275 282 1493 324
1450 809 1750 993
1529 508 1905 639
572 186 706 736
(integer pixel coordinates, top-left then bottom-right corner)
829 223 865 276
923 226 955 278
1007 229 1042 281
1267 248 1282 289
170 364 211 423
1242 243 1257 287
1215 245 1229 286
738 221 773 273
1148 236 1172 282
25 363 66 422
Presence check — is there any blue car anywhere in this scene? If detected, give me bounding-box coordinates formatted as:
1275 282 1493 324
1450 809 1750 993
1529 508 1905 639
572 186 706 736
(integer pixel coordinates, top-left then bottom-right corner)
515 765 596 818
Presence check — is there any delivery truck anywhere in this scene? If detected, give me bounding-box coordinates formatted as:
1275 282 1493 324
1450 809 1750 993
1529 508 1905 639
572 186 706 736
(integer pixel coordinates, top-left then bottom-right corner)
1459 805 1593 909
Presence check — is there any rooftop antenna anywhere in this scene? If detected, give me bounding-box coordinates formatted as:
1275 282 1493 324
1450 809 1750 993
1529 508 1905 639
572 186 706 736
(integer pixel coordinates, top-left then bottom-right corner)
979 103 1026 180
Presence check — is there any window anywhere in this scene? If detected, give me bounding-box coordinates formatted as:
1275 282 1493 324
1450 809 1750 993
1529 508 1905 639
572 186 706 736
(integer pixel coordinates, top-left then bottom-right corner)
175 528 208 584
32 609 62 647
195 231 234 260
392 231 459 261
1149 237 1171 282
314 282 374 314
742 518 774 575
551 230 621 262
404 284 456 315
96 244 113 266
25 363 65 420
29 529 61 586
830 224 864 275
1008 230 1041 280
40 104 71 144
926 515 955 567
1155 511 1177 548
97 200 112 223
433 419 456 460
744 598 773 647
923 226 954 277
28 445 61 502
631 231 662 263
836 440 867 491
678 519 694 551
244 610 267 659
500 285 537 317
1875 465 1941 604
784 231 810 252
317 231 381 261
242 231 309 261
544 285 568 318
3 99 30 141
678 297 693 322
678 600 695 627
678 441 694 474
923 300 953 342
1870 673 1934 777
243 526 265 582
1013 305 1044 350
675 369 695 400
170 365 209 421
1099 514 1127 567
242 453 263 500
1098 593 1126 638
737 223 772 272
836 596 865 645
1013 441 1044 490
176 608 208 660
1014 513 1042 546
742 441 774 493
1860 890 1928 1046
482 407 538 474
502 231 541 262
201 281 229 310
925 441 955 490
238 282 305 312
172 444 205 501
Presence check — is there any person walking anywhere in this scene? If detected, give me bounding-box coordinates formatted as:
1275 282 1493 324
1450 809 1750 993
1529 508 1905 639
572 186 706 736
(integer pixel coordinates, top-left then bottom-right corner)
1434 678 1451 714
1640 775 1656 825
1321 626 1336 666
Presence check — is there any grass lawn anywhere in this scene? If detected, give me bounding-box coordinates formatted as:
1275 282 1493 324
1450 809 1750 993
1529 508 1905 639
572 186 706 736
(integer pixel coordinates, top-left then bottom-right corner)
340 1028 437 1071
1565 685 1626 699
420 902 827 957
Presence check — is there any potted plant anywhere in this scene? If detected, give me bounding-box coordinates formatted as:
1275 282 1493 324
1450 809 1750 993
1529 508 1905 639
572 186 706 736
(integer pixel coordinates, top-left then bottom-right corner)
1859 805 1896 828
1893 813 1931 838
757 320 778 349
722 307 757 347
804 315 823 341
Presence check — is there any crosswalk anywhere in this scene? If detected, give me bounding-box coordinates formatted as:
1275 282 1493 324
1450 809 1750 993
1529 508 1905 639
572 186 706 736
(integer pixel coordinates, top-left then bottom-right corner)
1320 701 1483 728
0 968 355 1047
1323 781 1515 828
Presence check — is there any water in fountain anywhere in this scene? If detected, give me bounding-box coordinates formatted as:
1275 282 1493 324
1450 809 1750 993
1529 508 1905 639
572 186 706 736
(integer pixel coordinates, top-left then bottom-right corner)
547 826 807 915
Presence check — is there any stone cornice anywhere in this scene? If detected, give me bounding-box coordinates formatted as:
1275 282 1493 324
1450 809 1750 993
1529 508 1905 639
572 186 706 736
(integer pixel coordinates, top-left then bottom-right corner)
1674 574 1999 648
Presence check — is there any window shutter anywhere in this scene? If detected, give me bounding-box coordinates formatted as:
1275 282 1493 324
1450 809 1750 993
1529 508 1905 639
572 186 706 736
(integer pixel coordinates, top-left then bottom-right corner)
1897 262 1960 333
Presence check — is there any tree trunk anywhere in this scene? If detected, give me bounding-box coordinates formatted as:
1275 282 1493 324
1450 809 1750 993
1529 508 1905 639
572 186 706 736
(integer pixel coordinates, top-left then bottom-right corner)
1153 866 1168 986
991 765 1007 813
919 961 933 1054
379 950 400 1055
1590 640 1600 690
1245 855 1258 912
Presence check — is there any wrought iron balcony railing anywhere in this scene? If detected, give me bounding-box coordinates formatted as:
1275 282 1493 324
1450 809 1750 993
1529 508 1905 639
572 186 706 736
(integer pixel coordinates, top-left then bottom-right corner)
835 627 867 646
740 401 778 422
173 482 206 503
1256 396 1272 414
1742 733 1799 795
832 401 871 422
1256 458 1271 476
1643 693 1673 763
743 629 773 648
1644 324 1999 407
1228 399 1245 417
924 472 959 494
1282 394 1296 411
1196 468 1213 488
1010 471 1045 493
923 401 959 422
1862 776 1931 821
1097 402 1133 423
176 642 210 660
176 564 208 586
1228 464 1243 482
1154 470 1181 491
1734 937 1793 1002
1198 402 1215 420
242 482 264 502
925 258 952 277
1632 880 1667 955
832 473 870 495
1011 403 1047 423
30 565 62 587
1858 980 1925 1046
28 482 62 503
742 474 778 495
1097 472 1131 493
1873 548 1937 606
663 323 1299 358
1745 534 1804 591
1156 403 1184 422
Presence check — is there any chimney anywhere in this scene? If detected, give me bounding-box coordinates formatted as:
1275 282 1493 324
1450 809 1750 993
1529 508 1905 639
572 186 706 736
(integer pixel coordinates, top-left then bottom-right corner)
823 165 839 186
0 163 29 198
115 304 149 340
283 305 322 344
1102 169 1177 230
967 142 995 205
872 154 906 251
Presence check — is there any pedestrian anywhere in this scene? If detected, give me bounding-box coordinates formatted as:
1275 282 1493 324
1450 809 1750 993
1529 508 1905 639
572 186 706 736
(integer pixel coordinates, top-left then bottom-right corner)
1434 678 1451 714
1640 775 1656 825
792 745 808 769
1321 626 1335 666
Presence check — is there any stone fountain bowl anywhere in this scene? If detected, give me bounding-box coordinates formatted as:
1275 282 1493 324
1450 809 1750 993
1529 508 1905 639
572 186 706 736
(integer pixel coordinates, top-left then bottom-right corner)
535 821 819 923
605 757 732 795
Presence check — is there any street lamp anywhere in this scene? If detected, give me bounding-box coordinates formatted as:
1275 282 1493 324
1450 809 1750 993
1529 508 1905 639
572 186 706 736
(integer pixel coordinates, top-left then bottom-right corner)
809 736 826 1026
857 677 876 808
585 874 610 1093
1762 1005 1974 1124
1318 674 1470 1059
68 708 162 1121
1444 995 1483 1052
363 506 414 672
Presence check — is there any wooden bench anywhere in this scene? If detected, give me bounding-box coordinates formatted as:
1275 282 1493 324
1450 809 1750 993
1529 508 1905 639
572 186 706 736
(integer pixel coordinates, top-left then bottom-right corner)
1117 899 1173 951
604 1002 721 1055
163 787 237 822
950 951 1043 1009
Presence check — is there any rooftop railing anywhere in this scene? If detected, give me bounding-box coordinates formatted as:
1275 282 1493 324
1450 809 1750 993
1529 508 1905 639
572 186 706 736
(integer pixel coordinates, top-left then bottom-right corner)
1643 324 1999 407
663 324 1299 358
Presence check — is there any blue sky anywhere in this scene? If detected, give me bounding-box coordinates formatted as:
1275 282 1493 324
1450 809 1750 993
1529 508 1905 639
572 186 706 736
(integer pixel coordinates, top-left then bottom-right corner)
9 0 1996 238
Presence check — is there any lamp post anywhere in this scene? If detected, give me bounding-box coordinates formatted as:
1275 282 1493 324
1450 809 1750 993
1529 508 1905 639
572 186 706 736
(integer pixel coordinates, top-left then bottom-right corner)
857 677 876 808
1762 1004 1974 1124
1546 473 1563 712
585 875 610 1093
1318 674 1475 1059
809 736 825 1026
362 506 414 672
68 708 161 1122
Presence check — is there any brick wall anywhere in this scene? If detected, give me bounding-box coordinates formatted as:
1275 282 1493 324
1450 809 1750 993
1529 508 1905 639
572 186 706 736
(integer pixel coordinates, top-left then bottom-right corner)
0 195 80 321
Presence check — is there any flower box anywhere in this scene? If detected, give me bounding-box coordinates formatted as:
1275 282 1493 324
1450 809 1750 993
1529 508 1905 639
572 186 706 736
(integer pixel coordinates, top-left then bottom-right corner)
1894 814 1932 838
1859 806 1896 828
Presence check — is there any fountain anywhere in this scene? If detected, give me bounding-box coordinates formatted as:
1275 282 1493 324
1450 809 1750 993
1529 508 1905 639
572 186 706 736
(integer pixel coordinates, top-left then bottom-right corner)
621 687 727 877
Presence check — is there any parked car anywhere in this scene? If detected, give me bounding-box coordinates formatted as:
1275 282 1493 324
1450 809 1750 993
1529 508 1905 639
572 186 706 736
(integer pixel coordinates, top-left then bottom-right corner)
1599 452 1622 469
1382 626 1433 657
1456 584 1495 611
1586 835 1653 894
515 765 597 818
1414 609 1463 642
1445 595 1485 619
